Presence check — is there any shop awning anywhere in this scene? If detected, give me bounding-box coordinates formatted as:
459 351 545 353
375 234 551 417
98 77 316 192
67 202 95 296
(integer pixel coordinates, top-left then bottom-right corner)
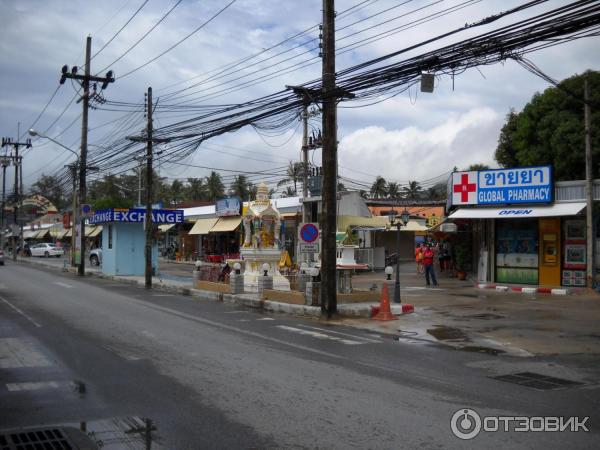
189 218 219 235
34 229 49 239
448 202 586 219
23 230 37 239
56 229 69 239
336 232 347 243
64 229 72 238
89 226 103 237
210 216 242 233
158 224 175 233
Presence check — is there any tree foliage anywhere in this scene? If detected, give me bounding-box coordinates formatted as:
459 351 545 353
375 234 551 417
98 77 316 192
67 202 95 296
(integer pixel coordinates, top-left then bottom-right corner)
31 174 67 211
494 71 600 180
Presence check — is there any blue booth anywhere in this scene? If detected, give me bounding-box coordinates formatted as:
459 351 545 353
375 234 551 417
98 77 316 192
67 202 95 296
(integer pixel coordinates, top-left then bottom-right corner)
90 208 184 276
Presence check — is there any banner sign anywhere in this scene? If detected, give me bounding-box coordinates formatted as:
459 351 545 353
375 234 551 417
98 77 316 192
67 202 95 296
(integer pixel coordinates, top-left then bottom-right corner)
216 197 241 217
90 208 184 224
451 166 552 206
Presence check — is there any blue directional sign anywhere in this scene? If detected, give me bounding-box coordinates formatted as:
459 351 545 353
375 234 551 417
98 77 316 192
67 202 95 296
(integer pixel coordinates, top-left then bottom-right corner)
90 208 184 224
300 223 319 243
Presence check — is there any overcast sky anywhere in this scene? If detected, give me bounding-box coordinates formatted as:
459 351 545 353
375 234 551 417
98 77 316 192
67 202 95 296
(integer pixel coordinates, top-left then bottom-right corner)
0 0 597 195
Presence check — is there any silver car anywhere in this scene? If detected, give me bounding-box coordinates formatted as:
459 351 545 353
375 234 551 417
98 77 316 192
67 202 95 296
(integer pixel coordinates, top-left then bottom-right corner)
30 243 65 258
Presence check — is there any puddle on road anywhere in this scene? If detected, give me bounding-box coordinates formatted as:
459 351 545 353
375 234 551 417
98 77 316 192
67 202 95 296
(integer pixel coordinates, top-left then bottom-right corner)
459 345 505 356
466 313 505 320
427 326 469 341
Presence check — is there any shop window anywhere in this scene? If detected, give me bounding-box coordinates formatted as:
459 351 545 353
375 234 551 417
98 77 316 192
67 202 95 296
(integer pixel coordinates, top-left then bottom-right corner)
495 219 538 284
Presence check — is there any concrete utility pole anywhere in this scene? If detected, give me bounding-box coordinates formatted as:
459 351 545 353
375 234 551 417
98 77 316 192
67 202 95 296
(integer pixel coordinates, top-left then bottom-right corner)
584 76 594 288
69 164 78 268
1 158 9 251
145 87 154 289
128 88 167 289
321 0 337 318
1 135 31 260
59 35 115 276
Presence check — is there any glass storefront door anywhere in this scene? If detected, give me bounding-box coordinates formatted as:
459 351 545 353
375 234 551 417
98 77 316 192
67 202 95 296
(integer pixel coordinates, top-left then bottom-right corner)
496 219 539 284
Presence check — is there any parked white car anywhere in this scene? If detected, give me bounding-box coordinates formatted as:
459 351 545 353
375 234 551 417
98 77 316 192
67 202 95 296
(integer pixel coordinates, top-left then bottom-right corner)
30 243 64 258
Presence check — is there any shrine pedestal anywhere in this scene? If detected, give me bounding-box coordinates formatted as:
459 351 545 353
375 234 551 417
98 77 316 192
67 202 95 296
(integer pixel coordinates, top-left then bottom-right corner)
240 247 291 292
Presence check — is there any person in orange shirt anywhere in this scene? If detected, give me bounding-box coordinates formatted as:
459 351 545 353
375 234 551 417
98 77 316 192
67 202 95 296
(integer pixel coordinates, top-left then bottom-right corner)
415 243 424 274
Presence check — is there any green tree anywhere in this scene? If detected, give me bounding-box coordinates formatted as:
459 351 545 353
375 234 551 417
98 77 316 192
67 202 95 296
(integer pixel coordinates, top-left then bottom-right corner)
186 177 206 201
229 175 254 201
387 182 400 199
277 161 306 195
370 176 387 198
205 171 225 201
169 179 185 206
281 186 296 197
31 174 67 211
466 164 491 171
494 109 520 168
337 181 347 192
403 180 422 199
494 70 600 180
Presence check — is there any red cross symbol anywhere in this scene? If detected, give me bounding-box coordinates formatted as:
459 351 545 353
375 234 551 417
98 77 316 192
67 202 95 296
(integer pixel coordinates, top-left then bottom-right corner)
453 173 476 202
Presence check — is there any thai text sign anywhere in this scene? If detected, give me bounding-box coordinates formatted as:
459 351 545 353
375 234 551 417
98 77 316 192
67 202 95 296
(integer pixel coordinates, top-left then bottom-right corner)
451 166 552 206
90 208 184 224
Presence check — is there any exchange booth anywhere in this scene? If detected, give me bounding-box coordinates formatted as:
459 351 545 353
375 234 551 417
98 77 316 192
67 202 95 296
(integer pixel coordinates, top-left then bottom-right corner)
90 207 184 276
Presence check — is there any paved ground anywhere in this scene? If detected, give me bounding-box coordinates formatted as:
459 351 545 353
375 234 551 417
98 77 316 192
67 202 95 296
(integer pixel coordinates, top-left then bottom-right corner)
12 255 600 358
1 261 600 449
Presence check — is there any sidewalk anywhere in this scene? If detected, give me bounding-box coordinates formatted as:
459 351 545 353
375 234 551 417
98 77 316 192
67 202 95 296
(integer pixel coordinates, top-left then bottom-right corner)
14 257 600 357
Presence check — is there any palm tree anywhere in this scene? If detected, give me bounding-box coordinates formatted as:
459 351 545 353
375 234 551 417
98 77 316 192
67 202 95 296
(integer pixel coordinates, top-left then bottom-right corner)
387 182 400 199
337 182 347 192
370 176 387 198
186 177 206 201
205 171 225 201
229 175 254 201
277 161 306 195
281 186 296 197
403 180 422 200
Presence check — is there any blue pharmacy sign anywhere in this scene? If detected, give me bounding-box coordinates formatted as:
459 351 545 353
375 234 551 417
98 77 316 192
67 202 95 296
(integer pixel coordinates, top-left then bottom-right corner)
450 166 552 206
90 208 184 224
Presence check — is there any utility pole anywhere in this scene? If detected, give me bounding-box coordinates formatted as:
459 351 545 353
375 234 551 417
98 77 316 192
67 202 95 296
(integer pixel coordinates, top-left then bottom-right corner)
321 0 337 318
128 88 166 289
1 136 31 261
584 76 594 289
68 164 78 268
145 87 154 289
59 35 115 276
1 157 10 252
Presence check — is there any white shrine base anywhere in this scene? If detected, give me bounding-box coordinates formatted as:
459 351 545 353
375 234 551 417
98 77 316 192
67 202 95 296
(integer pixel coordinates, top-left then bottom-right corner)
240 247 290 292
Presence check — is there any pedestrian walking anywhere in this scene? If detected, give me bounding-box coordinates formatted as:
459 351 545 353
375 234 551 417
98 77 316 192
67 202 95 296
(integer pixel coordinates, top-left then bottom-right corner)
422 245 438 286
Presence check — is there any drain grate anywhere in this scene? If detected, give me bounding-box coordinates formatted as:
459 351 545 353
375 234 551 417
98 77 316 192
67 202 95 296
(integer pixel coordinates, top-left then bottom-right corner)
492 372 584 390
0 427 92 450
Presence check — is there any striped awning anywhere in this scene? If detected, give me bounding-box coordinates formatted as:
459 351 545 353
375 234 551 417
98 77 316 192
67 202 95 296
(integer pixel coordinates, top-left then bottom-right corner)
189 218 219 235
158 224 175 232
209 216 242 233
34 229 49 239
23 230 37 239
88 226 103 237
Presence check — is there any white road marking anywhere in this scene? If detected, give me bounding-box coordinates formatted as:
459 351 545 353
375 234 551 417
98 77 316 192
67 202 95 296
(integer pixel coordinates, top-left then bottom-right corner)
0 338 51 368
224 310 250 314
295 324 383 343
0 295 42 328
256 317 275 321
152 294 174 297
53 282 74 289
276 325 365 345
6 381 61 392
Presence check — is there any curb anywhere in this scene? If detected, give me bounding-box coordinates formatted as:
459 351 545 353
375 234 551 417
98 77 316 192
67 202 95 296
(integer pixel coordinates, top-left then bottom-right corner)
477 283 570 296
370 303 415 318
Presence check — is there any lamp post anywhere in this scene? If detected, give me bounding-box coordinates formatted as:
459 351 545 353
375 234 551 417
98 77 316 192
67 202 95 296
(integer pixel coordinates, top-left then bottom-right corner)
29 129 80 269
388 208 410 304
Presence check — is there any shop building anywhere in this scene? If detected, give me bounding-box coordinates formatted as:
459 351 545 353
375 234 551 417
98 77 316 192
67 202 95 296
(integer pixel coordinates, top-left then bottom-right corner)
447 166 599 288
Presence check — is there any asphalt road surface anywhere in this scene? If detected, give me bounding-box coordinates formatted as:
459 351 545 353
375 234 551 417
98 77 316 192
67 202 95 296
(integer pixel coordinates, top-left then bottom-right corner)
1 261 599 449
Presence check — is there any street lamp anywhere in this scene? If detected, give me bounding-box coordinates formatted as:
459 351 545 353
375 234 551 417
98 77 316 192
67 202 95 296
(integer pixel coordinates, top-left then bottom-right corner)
29 128 80 269
388 208 410 304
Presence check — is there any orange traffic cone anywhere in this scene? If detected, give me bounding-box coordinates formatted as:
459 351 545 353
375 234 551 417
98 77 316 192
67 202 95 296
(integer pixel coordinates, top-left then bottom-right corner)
371 283 398 321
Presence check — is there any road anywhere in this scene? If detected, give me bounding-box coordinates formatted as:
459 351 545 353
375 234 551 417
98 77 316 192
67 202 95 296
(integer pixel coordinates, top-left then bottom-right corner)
1 261 599 449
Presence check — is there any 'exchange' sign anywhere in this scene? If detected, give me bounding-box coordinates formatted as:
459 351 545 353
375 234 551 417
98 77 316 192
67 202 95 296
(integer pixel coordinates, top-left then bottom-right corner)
90 208 184 224
451 166 552 206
